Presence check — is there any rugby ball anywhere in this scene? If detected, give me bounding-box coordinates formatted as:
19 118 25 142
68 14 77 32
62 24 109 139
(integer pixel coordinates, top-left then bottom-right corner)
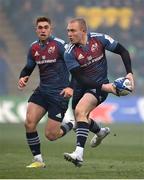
113 77 132 96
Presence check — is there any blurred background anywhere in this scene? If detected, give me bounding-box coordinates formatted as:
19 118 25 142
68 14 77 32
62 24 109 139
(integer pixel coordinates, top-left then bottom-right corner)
0 1 144 178
0 0 144 123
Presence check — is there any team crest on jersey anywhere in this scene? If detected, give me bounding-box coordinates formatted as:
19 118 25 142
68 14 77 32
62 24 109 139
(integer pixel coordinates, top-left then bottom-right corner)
48 46 55 54
91 43 98 52
78 53 84 60
34 51 40 56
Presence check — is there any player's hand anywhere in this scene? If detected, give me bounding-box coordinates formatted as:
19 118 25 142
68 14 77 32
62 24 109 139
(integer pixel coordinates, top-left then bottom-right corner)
125 73 134 91
60 87 73 98
18 76 29 90
101 83 118 95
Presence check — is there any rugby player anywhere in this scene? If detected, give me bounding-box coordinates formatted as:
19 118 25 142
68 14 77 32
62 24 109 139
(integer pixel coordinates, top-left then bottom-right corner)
63 17 134 167
18 16 74 168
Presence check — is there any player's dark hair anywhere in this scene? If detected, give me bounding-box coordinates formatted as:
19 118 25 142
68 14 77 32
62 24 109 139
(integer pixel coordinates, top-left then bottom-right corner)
36 16 51 25
69 17 87 32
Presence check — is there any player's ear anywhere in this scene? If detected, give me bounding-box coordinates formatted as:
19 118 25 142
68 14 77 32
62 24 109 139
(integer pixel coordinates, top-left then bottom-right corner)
82 28 86 33
35 26 38 33
50 24 54 33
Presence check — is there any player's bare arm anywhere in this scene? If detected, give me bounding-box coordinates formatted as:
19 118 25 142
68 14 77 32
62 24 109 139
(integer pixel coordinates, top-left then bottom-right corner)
18 76 29 90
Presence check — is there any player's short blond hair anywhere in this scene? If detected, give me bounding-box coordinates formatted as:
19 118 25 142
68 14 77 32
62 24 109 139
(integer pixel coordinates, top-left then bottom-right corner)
69 17 87 32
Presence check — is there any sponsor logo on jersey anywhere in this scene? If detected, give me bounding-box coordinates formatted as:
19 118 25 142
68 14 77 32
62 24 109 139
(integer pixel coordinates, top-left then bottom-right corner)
81 54 103 67
36 59 56 64
48 46 55 54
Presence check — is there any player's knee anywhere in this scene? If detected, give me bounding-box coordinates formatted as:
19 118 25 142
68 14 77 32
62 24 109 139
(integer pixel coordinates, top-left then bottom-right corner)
45 131 58 141
24 115 36 131
75 107 87 120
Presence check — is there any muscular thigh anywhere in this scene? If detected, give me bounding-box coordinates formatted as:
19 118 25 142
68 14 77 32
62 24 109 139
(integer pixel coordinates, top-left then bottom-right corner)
26 102 46 124
45 118 61 135
75 88 108 120
76 93 98 117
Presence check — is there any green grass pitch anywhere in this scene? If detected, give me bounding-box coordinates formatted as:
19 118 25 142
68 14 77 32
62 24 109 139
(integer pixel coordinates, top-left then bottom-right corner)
0 123 144 179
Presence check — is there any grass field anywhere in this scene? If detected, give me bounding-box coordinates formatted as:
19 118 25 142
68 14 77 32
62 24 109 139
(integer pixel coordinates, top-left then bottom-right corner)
0 123 144 179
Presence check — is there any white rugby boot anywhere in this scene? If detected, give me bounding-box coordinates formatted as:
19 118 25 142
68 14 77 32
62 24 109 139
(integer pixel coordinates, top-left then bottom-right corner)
90 127 110 148
64 152 83 167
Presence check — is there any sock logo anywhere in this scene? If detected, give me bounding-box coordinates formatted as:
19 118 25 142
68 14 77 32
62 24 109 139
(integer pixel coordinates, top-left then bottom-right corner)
76 142 81 146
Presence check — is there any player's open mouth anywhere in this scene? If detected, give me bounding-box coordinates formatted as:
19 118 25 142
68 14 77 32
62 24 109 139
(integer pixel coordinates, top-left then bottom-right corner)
41 34 46 37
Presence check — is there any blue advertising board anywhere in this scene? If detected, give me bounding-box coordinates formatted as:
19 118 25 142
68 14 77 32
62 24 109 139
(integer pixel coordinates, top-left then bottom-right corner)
90 96 144 124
